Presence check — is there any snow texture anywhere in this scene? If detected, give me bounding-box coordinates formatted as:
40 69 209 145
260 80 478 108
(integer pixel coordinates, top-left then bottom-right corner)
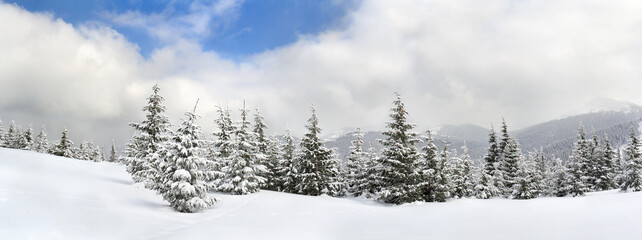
2 148 642 239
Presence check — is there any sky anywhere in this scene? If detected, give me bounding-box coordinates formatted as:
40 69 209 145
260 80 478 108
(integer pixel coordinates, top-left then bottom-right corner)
1 0 642 150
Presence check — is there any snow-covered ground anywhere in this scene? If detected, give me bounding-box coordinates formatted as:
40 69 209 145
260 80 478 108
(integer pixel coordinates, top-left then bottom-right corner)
1 148 641 240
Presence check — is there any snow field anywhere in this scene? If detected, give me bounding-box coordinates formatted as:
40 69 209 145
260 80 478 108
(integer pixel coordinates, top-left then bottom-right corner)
1 148 641 240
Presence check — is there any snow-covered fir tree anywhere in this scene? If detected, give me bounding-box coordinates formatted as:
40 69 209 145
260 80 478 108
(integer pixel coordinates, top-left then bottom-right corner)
0 119 4 146
346 128 371 197
530 149 550 196
279 129 299 193
5 121 22 149
295 107 343 196
252 107 270 187
417 131 448 202
595 134 617 191
619 128 642 192
511 159 539 199
498 138 523 197
376 93 423 204
474 167 500 199
566 123 592 196
219 104 267 195
124 84 171 184
550 157 571 197
263 136 284 191
109 140 118 162
363 143 380 198
449 146 475 198
159 111 216 213
210 105 235 189
20 125 34 150
483 125 500 177
32 125 49 153
51 128 74 158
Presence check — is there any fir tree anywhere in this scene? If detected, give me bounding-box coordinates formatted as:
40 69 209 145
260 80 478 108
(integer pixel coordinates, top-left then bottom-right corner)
595 134 617 191
376 93 423 204
33 125 49 153
498 138 523 196
20 125 34 150
484 125 500 177
160 111 216 213
512 158 539 199
566 123 592 196
620 128 642 192
346 128 371 197
252 107 270 187
109 140 118 162
210 105 235 189
0 119 4 147
551 157 572 197
5 121 22 149
498 119 511 155
279 129 299 193
449 146 475 198
474 168 500 199
51 128 74 158
124 84 171 184
417 130 448 202
219 104 267 195
263 136 284 191
296 107 343 196
531 149 550 196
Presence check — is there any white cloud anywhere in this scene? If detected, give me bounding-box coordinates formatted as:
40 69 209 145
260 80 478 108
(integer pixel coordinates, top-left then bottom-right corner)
104 0 244 43
2 0 642 149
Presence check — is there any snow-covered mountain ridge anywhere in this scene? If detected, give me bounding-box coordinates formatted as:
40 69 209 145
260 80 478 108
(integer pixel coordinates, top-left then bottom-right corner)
2 148 642 239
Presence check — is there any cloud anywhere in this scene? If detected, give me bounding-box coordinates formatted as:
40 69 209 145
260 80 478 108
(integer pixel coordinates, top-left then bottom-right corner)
2 0 642 150
103 0 244 43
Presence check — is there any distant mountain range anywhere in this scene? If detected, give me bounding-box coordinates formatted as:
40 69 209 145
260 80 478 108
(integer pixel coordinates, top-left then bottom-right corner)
325 101 642 163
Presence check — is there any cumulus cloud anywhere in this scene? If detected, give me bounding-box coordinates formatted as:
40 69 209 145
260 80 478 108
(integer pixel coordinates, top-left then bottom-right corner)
1 0 642 149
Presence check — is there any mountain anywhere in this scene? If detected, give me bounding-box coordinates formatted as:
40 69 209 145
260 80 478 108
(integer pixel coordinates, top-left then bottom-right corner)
326 101 642 162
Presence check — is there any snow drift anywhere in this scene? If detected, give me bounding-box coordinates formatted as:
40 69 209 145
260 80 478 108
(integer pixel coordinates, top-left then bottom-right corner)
1 148 641 240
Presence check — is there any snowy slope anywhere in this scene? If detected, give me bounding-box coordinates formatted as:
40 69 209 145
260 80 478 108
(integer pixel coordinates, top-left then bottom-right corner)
2 148 642 240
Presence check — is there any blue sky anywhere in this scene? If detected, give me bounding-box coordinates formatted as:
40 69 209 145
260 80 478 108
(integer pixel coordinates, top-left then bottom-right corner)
6 0 359 59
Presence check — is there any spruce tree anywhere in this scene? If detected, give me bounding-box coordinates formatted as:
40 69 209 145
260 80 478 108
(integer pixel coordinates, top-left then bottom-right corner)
531 149 550 196
263 136 284 191
620 128 642 192
0 119 4 147
210 105 235 189
417 130 448 202
279 129 299 193
449 146 475 198
296 107 343 196
33 125 49 153
595 135 616 191
376 93 423 204
346 128 370 197
21 125 34 150
498 138 523 196
124 84 171 183
551 157 572 197
109 140 118 162
474 168 500 199
252 107 271 187
512 158 539 199
484 126 500 177
51 128 74 158
566 123 591 196
219 104 267 195
5 121 22 149
160 111 216 213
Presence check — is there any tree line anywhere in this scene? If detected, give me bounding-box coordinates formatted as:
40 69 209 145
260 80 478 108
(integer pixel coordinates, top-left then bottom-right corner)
121 86 642 213
0 121 119 162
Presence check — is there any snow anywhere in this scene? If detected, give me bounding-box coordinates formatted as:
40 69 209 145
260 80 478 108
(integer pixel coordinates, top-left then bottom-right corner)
2 148 642 239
